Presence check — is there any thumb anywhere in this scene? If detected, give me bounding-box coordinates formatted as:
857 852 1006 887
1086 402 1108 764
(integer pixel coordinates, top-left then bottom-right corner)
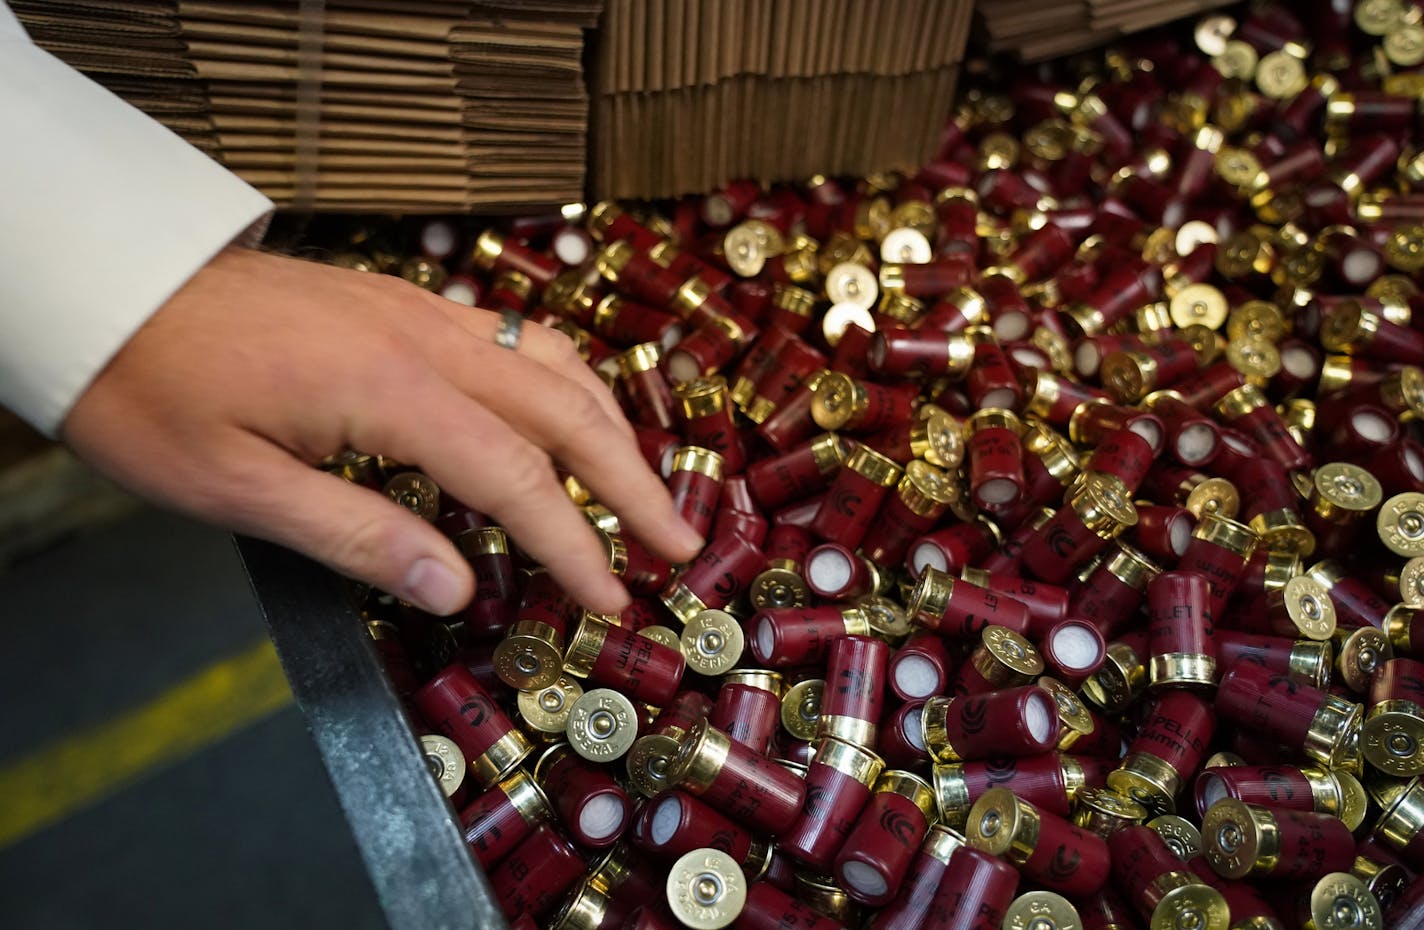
220 438 475 615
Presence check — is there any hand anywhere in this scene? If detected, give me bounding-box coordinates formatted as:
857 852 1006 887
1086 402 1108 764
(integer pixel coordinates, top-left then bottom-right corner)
62 247 703 615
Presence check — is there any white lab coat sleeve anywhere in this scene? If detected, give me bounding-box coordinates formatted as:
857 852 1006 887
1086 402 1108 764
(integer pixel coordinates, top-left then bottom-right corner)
0 6 274 436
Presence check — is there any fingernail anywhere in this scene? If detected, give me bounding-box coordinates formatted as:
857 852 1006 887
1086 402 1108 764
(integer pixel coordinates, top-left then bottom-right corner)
404 557 463 615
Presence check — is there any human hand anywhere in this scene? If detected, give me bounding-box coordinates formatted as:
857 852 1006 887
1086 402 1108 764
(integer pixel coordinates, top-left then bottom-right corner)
61 247 703 615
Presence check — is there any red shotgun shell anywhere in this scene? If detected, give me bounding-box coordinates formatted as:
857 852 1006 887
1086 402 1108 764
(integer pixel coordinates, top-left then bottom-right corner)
412 662 533 786
819 635 890 748
1201 799 1356 881
834 771 938 906
633 789 766 869
1215 662 1363 773
747 605 871 668
710 681 782 756
668 446 726 540
662 532 766 623
458 767 553 868
935 751 1081 825
1192 763 1344 821
735 880 846 930
865 825 966 930
919 844 1020 930
670 718 807 836
1018 473 1138 583
965 408 1026 513
966 787 1111 895
809 444 904 549
1146 570 1218 689
1108 690 1216 815
779 737 883 870
488 824 586 921
563 614 686 707
922 685 1061 762
1106 825 1229 930
539 745 632 848
909 566 1033 638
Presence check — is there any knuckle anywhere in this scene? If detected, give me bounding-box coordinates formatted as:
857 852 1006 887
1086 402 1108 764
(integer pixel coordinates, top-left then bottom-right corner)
326 510 403 576
503 446 557 498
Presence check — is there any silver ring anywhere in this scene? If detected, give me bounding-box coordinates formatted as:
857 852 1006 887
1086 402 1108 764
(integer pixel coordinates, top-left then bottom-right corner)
494 309 523 350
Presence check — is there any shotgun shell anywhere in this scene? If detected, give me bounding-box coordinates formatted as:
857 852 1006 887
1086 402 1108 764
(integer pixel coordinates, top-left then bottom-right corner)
1019 472 1138 583
518 675 585 735
1146 570 1218 688
859 461 959 567
662 532 766 622
635 790 769 876
818 635 890 747
1304 873 1383 930
668 446 726 541
421 734 467 800
919 844 1020 930
489 824 586 921
966 408 1027 513
563 614 685 707
748 605 871 668
923 685 1061 763
669 718 807 836
909 567 1033 638
1072 787 1148 838
746 433 846 511
458 767 552 868
967 787 1111 895
809 444 903 549
1108 691 1216 815
674 378 746 475
1178 513 1259 619
1001 891 1081 930
566 688 639 763
934 753 1079 824
1193 764 1343 820
833 771 937 906
1215 662 1363 773
1201 799 1355 880
617 343 679 431
496 619 566 691
413 662 533 786
1362 657 1424 776
805 542 878 602
666 848 746 930
737 881 845 930
1106 826 1229 930
709 680 779 755
865 824 966 930
812 373 917 435
538 744 632 848
888 633 952 702
780 737 883 870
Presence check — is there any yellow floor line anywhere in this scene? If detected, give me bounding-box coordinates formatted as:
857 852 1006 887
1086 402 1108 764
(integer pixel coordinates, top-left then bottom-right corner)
0 638 292 850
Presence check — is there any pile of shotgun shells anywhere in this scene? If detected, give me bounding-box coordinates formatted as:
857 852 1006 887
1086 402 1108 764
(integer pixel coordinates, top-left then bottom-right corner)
319 4 1424 929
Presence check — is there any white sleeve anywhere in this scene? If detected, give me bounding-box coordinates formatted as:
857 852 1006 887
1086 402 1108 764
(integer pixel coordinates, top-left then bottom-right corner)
0 5 274 436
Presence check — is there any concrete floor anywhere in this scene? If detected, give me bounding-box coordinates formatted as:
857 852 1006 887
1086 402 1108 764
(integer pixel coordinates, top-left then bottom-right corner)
0 505 387 930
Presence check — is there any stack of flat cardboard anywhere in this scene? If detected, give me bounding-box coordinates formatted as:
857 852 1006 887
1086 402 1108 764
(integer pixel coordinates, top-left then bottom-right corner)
977 0 1235 61
590 0 977 201
14 0 601 212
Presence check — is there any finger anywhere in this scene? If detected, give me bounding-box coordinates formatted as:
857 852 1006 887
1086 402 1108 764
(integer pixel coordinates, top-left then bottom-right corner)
411 322 704 564
349 366 633 614
427 294 636 441
208 432 477 616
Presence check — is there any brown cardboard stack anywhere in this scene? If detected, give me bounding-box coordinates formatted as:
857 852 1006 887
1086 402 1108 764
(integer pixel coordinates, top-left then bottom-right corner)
13 0 601 212
976 0 1235 61
591 0 976 201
